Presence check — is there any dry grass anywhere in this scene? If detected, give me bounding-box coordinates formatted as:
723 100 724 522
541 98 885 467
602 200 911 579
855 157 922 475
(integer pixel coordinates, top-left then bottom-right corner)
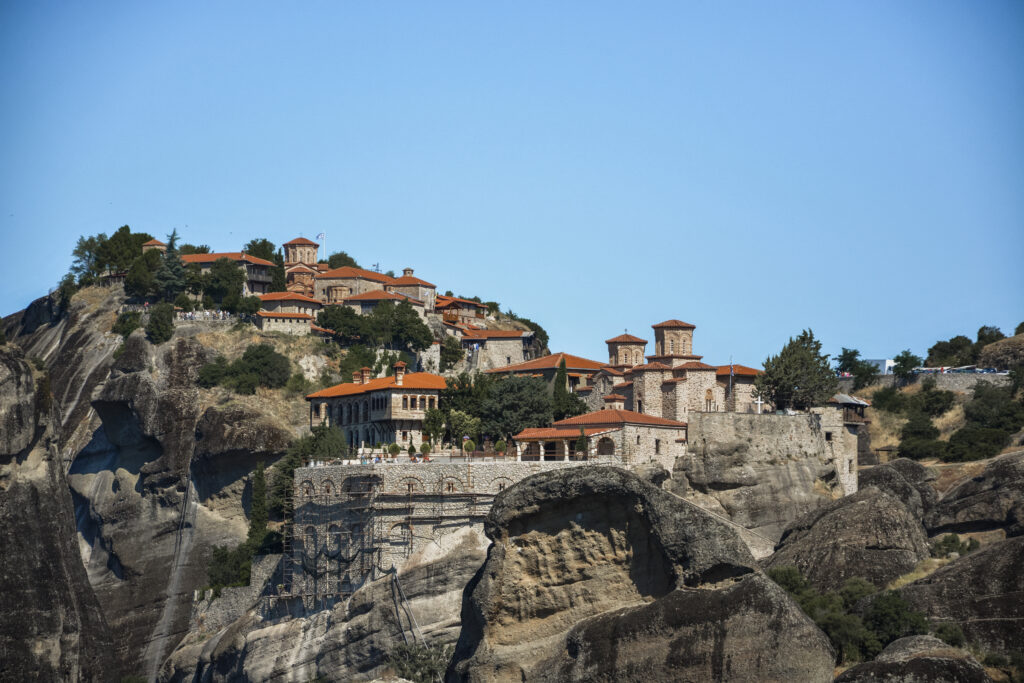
931 459 991 494
934 403 967 441
886 557 951 590
866 407 906 451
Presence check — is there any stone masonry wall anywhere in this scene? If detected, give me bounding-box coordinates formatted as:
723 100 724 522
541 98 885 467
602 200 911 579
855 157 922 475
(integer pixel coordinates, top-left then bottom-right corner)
837 374 1010 394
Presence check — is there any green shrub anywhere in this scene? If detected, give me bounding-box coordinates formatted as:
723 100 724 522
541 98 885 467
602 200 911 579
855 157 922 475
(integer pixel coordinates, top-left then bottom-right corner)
944 425 1011 462
863 591 928 646
145 302 174 344
35 372 53 420
898 437 947 461
982 652 1009 667
930 533 979 558
463 439 476 452
30 356 46 371
285 372 312 395
494 439 507 453
112 311 141 339
870 386 904 413
420 442 432 456
408 443 417 457
388 443 401 457
386 643 454 683
198 357 229 388
173 293 193 312
933 622 965 647
195 344 290 393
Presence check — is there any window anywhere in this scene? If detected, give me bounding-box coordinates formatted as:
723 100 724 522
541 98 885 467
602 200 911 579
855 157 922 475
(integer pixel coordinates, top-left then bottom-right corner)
636 435 641 445
446 481 456 493
825 432 833 442
402 396 408 409
407 482 416 493
655 439 661 454
669 340 674 353
419 397 426 410
402 430 409 442
498 482 506 491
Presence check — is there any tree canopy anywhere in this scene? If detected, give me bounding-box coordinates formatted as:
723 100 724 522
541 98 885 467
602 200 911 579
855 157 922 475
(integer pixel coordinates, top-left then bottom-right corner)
835 347 879 390
153 229 187 302
478 376 552 441
243 238 276 262
892 350 922 381
552 358 587 420
327 251 359 269
754 329 837 411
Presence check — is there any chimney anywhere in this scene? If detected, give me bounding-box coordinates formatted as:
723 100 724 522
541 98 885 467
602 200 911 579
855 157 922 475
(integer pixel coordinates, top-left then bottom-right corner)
352 371 362 385
402 267 414 277
393 360 407 385
603 394 626 411
360 367 372 384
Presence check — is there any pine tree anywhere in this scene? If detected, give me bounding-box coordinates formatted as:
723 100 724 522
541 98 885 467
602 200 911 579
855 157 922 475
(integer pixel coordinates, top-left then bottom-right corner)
154 229 186 302
247 462 268 551
754 329 838 411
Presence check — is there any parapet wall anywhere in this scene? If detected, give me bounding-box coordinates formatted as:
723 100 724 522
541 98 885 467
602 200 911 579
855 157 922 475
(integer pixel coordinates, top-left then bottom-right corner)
837 374 1009 394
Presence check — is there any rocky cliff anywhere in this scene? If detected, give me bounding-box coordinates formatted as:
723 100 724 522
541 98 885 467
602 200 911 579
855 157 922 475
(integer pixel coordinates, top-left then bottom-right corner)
449 467 836 682
0 344 117 681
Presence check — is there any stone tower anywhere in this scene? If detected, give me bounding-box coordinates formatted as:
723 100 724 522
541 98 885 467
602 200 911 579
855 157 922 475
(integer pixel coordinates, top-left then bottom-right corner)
648 320 701 366
605 333 647 368
283 237 319 266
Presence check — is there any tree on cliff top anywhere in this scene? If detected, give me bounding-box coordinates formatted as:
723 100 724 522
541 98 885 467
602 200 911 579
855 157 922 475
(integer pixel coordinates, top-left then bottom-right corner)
328 250 360 269
754 329 837 411
553 358 587 420
153 229 186 302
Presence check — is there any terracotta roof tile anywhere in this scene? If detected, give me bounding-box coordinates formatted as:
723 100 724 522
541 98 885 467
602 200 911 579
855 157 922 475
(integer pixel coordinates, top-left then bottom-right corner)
389 275 437 288
316 266 394 284
553 409 687 428
652 319 696 329
344 290 423 304
514 426 615 440
715 364 761 377
257 311 312 320
307 372 446 398
310 325 335 334
142 238 166 246
605 333 647 344
678 361 716 370
612 381 633 389
435 295 487 309
634 362 672 371
483 352 605 374
181 252 276 267
603 393 627 401
258 292 322 304
284 237 319 246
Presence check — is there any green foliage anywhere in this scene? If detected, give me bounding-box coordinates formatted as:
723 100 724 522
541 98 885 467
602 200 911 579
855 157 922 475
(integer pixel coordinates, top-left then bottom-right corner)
236 295 262 315
206 257 245 303
408 443 417 457
448 410 481 446
70 233 106 285
871 386 904 413
837 348 879 390
339 345 378 381
247 462 269 549
423 408 446 445
478 376 552 441
898 411 945 460
930 533 979 558
1016 322 1024 336
34 372 53 420
943 382 1024 462
388 442 402 457
927 335 975 368
754 329 838 411
463 439 476 452
494 439 507 453
766 566 884 663
318 305 366 346
484 301 500 315
420 441 431 455
932 622 965 647
552 358 587 420
892 350 922 381
242 238 276 262
0 325 5 345
125 249 162 298
327 251 359 269
206 543 252 594
56 273 79 312
97 225 153 273
575 428 588 453
112 312 141 339
365 300 433 352
30 356 46 371
153 230 187 302
197 344 290 393
439 335 464 372
270 248 287 292
173 293 193 312
503 311 549 351
385 642 453 683
145 302 175 344
863 591 929 646
179 243 210 254
285 372 313 395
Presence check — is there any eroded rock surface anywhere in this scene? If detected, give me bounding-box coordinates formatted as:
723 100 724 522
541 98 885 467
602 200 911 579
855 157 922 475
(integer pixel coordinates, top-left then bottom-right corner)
765 487 929 592
859 458 938 520
898 536 1024 655
449 467 835 682
835 635 992 682
925 452 1024 538
160 526 489 682
0 346 116 681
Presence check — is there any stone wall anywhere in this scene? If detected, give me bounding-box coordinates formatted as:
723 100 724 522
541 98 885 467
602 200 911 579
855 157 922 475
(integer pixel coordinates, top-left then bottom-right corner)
256 315 311 335
190 554 283 633
463 337 527 372
837 374 1010 394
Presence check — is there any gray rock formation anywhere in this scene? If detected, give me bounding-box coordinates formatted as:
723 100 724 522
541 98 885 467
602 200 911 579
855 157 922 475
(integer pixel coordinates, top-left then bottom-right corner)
160 526 489 682
835 635 992 682
449 466 835 682
765 487 930 592
858 459 938 520
0 345 117 681
673 412 847 542
925 452 1024 537
898 536 1024 655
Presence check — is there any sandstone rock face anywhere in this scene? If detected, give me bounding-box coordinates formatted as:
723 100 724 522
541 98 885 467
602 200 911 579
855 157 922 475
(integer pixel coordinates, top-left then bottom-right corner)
925 452 1024 538
835 635 992 683
858 459 937 520
898 536 1024 655
765 487 930 592
0 347 116 681
673 412 846 542
449 467 835 682
160 526 490 682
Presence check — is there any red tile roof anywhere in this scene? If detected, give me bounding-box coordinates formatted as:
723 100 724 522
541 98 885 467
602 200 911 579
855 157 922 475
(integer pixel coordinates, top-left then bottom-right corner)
634 362 672 371
652 319 696 329
605 333 647 344
678 361 716 370
553 409 687 428
715 364 761 377
461 328 529 339
285 263 319 272
514 426 616 440
435 295 487 309
612 381 633 389
258 292 322 304
597 367 625 376
576 386 594 392
284 237 319 246
257 311 312 320
316 266 394 284
181 252 276 267
603 393 627 401
389 275 436 288
344 290 423 304
307 372 446 398
142 238 166 246
310 325 335 334
484 352 605 374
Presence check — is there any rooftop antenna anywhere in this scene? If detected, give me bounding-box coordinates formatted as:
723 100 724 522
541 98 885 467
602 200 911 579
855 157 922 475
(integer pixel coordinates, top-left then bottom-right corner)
372 262 381 273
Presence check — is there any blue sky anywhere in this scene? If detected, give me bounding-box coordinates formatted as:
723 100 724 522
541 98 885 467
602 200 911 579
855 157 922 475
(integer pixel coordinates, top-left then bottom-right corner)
2 2 1021 366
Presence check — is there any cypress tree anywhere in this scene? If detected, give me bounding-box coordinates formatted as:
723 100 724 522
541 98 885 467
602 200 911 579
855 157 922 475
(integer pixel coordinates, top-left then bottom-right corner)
247 462 268 551
154 229 187 302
